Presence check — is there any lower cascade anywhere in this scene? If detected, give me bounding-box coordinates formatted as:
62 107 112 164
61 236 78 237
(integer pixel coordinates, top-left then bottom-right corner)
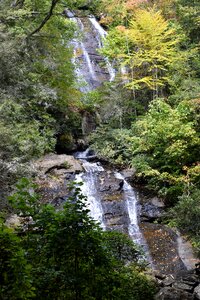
75 149 151 262
74 150 199 275
75 150 106 229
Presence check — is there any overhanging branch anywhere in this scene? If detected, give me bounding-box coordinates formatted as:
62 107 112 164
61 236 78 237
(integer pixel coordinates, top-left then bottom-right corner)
27 0 59 39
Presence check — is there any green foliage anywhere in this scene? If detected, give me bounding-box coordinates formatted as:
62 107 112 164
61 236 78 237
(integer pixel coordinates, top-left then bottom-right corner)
9 177 40 217
170 188 200 256
0 0 85 202
1 181 155 299
91 99 200 203
90 126 132 166
101 7 181 98
0 224 35 299
175 0 200 44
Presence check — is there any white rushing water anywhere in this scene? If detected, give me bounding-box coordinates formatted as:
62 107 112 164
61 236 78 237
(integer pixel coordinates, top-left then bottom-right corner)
75 150 105 229
75 150 153 265
67 11 96 91
114 172 144 245
89 17 116 81
115 172 153 266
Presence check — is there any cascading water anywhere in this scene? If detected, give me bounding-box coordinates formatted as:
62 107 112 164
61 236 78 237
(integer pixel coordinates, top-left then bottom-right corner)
114 172 144 245
89 17 116 81
67 11 96 91
114 172 153 265
75 150 152 265
75 150 106 229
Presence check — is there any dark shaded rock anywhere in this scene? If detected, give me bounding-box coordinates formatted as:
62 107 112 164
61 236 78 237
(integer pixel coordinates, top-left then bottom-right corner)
140 201 166 222
182 274 200 283
173 282 194 292
82 111 96 136
155 287 194 300
194 284 200 299
195 263 200 275
56 132 77 153
154 272 166 280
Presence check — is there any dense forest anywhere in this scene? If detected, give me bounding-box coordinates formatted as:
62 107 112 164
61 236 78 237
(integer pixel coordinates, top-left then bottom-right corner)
0 0 199 299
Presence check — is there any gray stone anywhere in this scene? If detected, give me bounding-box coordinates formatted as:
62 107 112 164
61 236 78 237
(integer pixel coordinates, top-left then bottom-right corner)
121 168 136 179
173 282 194 292
162 275 175 287
194 284 200 300
155 287 193 300
151 197 165 208
34 154 83 174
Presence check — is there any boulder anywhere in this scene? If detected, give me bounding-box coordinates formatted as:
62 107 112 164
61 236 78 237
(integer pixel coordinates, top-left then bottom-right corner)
155 287 193 300
34 154 83 174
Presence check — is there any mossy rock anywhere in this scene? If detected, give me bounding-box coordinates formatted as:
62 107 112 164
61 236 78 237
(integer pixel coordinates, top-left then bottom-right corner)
57 133 76 152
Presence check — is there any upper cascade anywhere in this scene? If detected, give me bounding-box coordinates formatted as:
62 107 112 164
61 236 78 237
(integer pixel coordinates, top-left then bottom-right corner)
89 17 116 81
65 10 115 89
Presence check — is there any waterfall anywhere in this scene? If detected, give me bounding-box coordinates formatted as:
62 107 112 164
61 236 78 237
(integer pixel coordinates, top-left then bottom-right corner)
114 172 144 245
67 11 96 91
75 150 106 229
89 17 116 81
115 172 153 266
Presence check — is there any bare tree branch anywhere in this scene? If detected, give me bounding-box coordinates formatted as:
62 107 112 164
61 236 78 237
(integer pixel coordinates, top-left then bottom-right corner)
27 0 60 39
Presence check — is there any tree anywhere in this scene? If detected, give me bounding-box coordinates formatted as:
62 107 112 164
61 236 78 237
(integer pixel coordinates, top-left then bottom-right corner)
0 224 35 299
6 180 155 299
102 8 180 98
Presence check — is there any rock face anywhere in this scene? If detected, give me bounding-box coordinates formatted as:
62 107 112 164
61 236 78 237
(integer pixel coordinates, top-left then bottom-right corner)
140 222 187 275
138 189 166 223
97 171 129 233
33 154 83 205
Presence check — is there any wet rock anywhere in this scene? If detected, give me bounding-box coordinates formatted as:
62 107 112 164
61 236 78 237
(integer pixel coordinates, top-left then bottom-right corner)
102 200 129 229
140 202 166 222
140 223 186 275
155 287 194 300
98 172 123 194
194 284 200 299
